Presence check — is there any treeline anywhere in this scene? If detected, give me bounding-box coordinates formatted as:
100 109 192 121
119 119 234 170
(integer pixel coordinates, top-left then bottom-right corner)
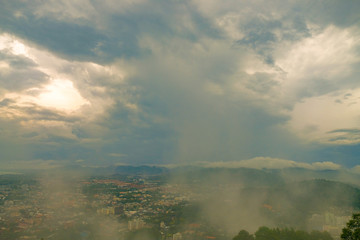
233 227 333 240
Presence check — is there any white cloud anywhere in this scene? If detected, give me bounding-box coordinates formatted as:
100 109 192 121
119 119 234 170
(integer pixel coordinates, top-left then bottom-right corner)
311 161 342 170
351 165 360 174
0 34 30 57
276 25 360 101
223 25 360 144
288 89 360 144
215 25 360 146
201 157 341 170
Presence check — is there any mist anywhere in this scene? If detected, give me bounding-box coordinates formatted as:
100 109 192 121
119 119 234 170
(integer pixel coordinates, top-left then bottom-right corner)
1 165 359 240
167 167 357 236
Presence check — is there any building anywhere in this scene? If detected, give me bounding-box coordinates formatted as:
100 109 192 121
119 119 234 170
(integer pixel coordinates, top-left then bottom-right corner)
114 205 124 215
128 218 145 231
97 207 115 215
173 232 182 240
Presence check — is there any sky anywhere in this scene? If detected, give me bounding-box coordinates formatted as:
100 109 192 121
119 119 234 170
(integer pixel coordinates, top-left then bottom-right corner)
0 0 360 170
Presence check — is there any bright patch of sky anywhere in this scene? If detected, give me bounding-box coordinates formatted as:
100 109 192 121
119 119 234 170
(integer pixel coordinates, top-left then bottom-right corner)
36 79 89 111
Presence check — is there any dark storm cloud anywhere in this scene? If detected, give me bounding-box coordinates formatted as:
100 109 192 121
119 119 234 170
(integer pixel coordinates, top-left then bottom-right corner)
0 15 120 61
293 0 360 27
0 1 140 61
0 0 221 63
0 52 48 91
233 14 311 65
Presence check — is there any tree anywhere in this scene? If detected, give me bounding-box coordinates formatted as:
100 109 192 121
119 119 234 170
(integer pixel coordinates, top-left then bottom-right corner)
341 213 360 240
310 230 333 240
255 227 276 240
233 230 254 240
233 226 334 240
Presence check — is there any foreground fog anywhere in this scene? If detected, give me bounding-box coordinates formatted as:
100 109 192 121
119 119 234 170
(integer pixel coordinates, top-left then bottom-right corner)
1 166 359 239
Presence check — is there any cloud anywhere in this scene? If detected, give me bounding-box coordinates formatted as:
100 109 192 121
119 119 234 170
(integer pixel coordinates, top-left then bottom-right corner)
351 165 360 174
0 33 140 164
199 157 341 171
0 0 360 167
108 153 127 158
0 0 221 63
276 25 360 102
288 89 360 144
0 1 140 61
1 159 63 170
311 161 342 170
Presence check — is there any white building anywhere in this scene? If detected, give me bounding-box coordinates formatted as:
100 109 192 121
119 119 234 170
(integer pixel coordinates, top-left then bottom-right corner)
128 218 145 231
173 232 182 240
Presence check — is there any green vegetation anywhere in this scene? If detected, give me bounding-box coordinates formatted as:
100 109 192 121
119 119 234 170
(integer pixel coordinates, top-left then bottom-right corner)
233 230 254 240
125 229 161 240
341 213 360 240
233 227 333 240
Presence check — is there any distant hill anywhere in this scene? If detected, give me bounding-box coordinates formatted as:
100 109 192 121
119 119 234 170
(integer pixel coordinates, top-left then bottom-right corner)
294 179 360 211
254 179 360 227
169 167 285 187
273 167 360 187
170 167 360 211
53 164 169 176
114 165 169 175
169 168 360 229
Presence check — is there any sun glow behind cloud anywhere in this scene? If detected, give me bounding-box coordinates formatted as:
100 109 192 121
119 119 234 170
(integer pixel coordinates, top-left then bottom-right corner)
0 33 129 118
0 31 139 164
0 34 29 57
0 34 89 113
36 79 89 112
1 78 89 116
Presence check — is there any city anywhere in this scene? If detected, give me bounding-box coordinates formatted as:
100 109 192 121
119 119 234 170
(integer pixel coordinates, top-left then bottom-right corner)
0 172 227 240
0 167 357 240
